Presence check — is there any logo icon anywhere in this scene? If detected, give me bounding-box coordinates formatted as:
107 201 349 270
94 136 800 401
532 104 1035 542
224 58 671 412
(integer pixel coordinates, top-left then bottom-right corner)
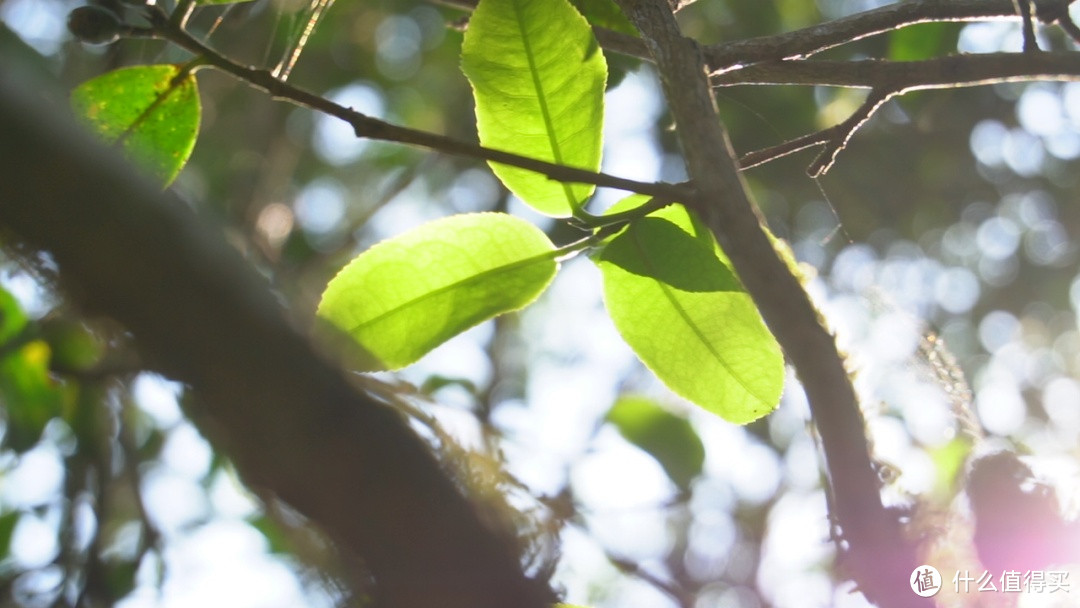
911 565 941 597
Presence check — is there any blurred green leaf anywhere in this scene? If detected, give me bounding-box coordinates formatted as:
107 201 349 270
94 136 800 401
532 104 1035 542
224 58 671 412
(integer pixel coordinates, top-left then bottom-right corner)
318 213 558 370
461 0 606 217
105 560 138 598
41 319 101 371
0 340 66 452
888 22 961 61
0 287 27 347
420 374 479 396
0 511 20 561
773 0 820 31
71 64 201 187
569 0 637 35
928 437 973 498
606 395 705 491
595 203 784 424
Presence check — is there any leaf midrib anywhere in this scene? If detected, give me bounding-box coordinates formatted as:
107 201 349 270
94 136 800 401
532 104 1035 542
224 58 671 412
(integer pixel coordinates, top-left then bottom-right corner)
628 225 769 407
509 0 580 210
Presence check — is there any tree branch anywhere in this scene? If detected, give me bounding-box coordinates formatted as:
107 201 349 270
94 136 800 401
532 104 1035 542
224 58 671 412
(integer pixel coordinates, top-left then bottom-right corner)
806 89 896 177
724 52 1080 174
144 5 683 204
611 1 925 606
441 0 1076 74
1014 0 1041 52
0 72 550 608
703 0 1076 73
712 52 1080 88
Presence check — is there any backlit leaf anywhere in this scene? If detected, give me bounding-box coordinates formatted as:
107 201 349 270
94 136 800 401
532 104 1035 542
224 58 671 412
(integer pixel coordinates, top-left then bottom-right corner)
72 64 200 187
461 0 606 217
595 204 784 424
606 395 705 491
318 213 558 370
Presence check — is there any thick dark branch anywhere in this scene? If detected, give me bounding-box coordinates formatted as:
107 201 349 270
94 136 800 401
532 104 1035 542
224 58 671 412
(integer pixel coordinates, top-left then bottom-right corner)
612 1 925 606
0 73 549 608
1014 0 1041 52
704 0 1076 72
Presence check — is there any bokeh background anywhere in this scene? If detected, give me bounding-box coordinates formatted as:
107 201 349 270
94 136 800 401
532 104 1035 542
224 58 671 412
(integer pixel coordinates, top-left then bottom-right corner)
1 0 1080 606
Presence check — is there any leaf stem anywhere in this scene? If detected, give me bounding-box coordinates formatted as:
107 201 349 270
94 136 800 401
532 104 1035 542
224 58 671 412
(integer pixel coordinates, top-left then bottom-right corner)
569 195 677 230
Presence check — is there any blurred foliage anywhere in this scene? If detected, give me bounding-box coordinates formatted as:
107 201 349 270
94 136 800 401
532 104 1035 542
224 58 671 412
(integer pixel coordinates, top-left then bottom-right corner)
605 396 705 492
0 0 1079 607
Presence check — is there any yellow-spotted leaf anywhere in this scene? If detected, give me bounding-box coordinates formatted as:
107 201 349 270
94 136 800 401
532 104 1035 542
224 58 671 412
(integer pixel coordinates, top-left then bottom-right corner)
71 64 200 186
318 213 558 370
595 204 784 424
461 0 606 217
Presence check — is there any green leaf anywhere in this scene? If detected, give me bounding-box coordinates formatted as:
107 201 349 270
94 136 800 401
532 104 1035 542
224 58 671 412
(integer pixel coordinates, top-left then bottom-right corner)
606 395 705 491
318 213 558 370
595 204 784 424
569 0 637 36
461 0 606 217
71 64 200 187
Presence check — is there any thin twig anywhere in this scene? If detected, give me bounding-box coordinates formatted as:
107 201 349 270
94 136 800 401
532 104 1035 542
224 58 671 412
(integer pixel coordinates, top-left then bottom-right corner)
727 52 1080 174
1061 15 1080 43
1039 1 1080 44
712 53 1080 89
606 551 694 608
1014 0 1041 52
704 0 1075 73
737 128 836 170
807 89 896 177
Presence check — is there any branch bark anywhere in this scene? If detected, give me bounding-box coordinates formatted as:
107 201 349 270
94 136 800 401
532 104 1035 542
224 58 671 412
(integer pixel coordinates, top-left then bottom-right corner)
611 1 926 606
702 0 1077 71
711 52 1080 88
144 6 682 203
0 72 549 608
